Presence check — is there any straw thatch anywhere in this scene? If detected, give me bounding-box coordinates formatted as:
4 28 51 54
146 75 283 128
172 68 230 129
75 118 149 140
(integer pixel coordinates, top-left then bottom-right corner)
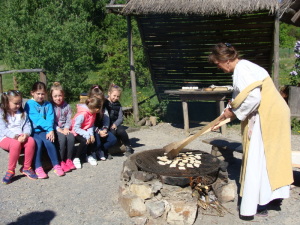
122 0 290 16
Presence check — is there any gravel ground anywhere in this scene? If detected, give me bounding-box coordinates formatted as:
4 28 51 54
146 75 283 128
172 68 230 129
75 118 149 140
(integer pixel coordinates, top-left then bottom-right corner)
0 122 300 225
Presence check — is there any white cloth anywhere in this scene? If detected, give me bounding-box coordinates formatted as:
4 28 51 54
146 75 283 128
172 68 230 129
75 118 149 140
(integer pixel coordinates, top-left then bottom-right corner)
231 60 290 216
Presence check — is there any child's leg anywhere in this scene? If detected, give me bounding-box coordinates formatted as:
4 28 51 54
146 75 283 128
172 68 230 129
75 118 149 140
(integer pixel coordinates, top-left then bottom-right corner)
94 132 105 158
66 133 75 160
0 138 22 171
116 125 130 146
56 132 67 161
33 133 45 169
22 137 36 170
103 131 117 151
74 135 87 158
40 133 59 166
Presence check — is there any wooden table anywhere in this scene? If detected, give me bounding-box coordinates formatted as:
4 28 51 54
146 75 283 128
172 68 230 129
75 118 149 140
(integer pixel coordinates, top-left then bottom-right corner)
164 89 233 135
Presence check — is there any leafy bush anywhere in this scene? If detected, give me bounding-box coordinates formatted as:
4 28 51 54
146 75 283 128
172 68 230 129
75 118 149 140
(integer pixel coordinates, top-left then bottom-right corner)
289 41 300 86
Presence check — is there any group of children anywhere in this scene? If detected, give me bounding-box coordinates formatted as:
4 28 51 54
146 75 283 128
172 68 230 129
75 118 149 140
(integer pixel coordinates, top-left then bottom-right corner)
0 81 134 184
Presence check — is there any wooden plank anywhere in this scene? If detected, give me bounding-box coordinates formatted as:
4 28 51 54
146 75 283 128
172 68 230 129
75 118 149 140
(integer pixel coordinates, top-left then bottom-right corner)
0 75 2 93
0 69 45 75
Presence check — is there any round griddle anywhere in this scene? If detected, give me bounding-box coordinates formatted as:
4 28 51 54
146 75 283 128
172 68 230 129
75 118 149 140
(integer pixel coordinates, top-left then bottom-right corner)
135 149 220 178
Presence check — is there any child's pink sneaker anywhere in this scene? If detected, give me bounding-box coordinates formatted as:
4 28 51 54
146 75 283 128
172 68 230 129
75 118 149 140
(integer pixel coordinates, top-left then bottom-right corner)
65 159 76 170
35 167 48 179
53 165 65 177
60 161 71 173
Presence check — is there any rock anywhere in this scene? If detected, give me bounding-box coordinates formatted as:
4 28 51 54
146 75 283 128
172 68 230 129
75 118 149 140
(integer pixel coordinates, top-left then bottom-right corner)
145 120 151 126
166 200 197 225
145 200 165 219
132 171 156 182
212 179 236 203
133 217 148 225
151 180 163 193
121 156 138 181
130 183 153 200
118 194 147 217
149 116 157 126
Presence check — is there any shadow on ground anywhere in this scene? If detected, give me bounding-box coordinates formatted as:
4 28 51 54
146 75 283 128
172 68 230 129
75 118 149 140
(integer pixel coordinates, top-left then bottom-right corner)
8 210 56 225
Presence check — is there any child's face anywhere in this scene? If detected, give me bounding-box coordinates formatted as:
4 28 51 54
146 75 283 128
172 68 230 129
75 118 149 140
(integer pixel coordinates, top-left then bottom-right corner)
52 90 64 106
31 89 46 103
108 90 120 102
8 96 22 113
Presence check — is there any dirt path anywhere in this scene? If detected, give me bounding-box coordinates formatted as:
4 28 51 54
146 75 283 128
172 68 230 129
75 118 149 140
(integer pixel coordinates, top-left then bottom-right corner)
0 123 299 225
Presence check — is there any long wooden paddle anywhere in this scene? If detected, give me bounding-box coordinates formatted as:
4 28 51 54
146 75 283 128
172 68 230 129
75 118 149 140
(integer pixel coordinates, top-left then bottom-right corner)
164 116 231 159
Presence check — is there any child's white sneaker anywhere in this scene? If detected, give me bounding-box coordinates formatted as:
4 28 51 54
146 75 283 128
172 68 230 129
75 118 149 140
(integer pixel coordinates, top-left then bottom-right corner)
73 158 82 169
86 155 97 166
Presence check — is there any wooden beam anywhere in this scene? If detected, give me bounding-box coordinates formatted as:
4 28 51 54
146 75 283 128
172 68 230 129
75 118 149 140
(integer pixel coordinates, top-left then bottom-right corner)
273 12 280 90
127 16 139 124
0 75 2 93
0 68 45 75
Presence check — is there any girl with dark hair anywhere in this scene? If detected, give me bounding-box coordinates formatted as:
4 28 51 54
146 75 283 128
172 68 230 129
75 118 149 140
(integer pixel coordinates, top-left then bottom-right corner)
87 85 117 161
25 82 65 178
0 90 37 184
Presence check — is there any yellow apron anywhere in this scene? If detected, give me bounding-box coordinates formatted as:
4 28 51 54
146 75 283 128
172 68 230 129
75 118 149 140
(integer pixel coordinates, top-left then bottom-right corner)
231 77 293 195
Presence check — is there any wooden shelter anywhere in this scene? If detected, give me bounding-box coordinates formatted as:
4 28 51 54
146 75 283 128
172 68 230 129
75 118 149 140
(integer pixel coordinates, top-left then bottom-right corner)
107 0 293 103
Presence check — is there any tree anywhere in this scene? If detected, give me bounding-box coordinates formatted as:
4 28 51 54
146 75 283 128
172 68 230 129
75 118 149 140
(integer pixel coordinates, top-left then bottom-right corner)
280 22 300 48
0 0 105 100
97 13 151 90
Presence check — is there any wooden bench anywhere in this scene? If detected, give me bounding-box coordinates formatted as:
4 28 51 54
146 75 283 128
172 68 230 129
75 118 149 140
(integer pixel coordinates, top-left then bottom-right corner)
203 137 300 168
202 137 243 162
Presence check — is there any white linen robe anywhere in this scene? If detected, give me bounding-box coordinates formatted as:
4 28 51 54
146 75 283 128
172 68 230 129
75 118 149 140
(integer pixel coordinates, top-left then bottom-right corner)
231 60 290 216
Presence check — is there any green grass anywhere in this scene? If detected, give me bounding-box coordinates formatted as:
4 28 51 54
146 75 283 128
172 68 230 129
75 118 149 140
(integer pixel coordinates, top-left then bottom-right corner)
0 61 15 91
279 56 295 86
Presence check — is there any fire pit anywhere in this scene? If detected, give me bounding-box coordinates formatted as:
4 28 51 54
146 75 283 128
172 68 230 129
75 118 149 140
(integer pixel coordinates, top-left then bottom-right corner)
118 149 236 225
135 149 221 186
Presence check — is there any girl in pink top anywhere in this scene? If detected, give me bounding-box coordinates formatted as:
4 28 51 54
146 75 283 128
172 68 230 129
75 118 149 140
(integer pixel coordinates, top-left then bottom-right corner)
70 97 102 169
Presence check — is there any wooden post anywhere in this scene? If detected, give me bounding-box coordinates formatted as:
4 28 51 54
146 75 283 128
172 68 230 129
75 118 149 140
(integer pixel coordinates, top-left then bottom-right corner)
182 101 190 136
39 71 47 86
127 16 139 124
13 76 18 89
218 100 227 135
273 12 280 90
0 74 2 93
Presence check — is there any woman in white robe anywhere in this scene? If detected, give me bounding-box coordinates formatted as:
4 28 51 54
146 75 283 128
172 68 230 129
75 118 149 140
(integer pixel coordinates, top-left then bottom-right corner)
208 43 291 218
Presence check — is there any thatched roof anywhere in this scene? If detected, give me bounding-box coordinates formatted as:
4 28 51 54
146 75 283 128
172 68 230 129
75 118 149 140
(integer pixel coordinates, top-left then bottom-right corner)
122 0 291 16
280 0 300 26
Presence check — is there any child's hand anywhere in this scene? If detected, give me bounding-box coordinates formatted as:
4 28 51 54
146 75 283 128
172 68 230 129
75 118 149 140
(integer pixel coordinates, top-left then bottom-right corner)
90 135 95 143
63 128 70 135
46 131 55 142
18 134 29 143
57 128 64 134
111 124 117 130
99 130 108 138
86 138 91 144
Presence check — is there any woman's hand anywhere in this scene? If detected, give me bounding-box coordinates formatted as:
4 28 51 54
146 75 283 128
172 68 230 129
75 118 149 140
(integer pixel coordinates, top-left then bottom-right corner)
46 131 55 142
223 108 235 119
212 108 236 131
